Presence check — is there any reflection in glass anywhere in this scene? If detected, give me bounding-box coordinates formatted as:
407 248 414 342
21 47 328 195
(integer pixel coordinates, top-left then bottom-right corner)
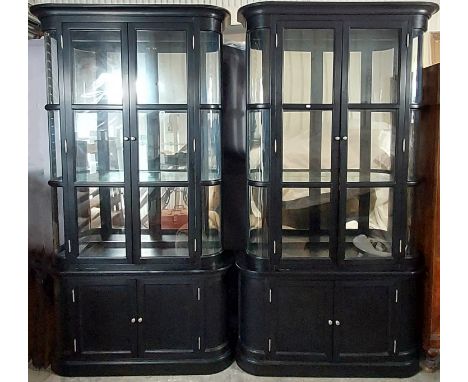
202 185 222 255
77 187 126 258
348 29 399 104
248 186 268 258
283 111 332 182
345 187 393 259
406 186 420 258
200 32 221 104
282 188 331 258
138 111 187 182
48 110 62 179
408 110 420 181
410 33 422 104
347 111 395 182
45 32 59 104
137 30 187 104
51 187 65 254
201 110 221 181
140 187 188 257
249 29 270 104
283 29 334 104
248 110 270 181
74 111 124 182
71 30 122 104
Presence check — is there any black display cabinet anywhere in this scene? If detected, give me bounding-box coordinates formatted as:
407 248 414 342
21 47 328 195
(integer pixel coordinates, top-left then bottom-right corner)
237 1 438 377
30 4 232 376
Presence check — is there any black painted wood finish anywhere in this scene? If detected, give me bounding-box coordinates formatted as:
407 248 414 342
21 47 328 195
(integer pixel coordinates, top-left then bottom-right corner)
31 4 233 376
237 2 438 378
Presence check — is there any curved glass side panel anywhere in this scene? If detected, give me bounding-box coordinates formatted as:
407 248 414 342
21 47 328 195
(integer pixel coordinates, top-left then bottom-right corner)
249 29 270 104
283 110 332 182
71 30 122 104
348 29 399 104
44 31 59 104
408 109 420 181
406 186 417 258
410 31 423 104
344 187 393 260
248 110 270 182
283 29 334 104
282 188 331 258
74 110 124 182
201 110 221 181
138 111 188 182
202 185 222 256
51 187 65 254
140 187 189 258
136 30 187 104
200 32 221 104
77 187 126 258
347 111 396 182
248 186 268 258
48 110 62 179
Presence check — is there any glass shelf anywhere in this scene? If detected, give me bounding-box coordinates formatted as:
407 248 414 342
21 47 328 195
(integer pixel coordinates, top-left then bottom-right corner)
283 170 331 183
76 171 124 183
139 171 188 183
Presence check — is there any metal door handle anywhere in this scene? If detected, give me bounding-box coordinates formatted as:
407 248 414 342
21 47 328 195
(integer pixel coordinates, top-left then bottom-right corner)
328 320 333 326
123 136 129 141
130 318 136 323
335 320 341 326
342 136 348 141
334 136 341 141
130 136 137 141
138 317 143 323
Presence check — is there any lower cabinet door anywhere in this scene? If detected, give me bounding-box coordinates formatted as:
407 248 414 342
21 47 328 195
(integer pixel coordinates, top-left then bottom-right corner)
137 278 197 358
272 280 334 361
333 279 396 362
73 278 138 359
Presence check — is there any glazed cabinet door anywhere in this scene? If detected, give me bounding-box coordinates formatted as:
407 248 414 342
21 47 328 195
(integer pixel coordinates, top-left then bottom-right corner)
333 279 396 362
271 280 334 361
71 278 138 359
137 278 198 358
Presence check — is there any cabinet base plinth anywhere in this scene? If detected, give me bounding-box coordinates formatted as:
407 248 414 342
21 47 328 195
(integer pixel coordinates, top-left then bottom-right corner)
236 351 419 378
52 350 233 377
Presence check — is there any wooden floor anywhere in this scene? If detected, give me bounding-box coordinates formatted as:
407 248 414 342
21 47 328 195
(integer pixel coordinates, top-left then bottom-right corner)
29 362 440 382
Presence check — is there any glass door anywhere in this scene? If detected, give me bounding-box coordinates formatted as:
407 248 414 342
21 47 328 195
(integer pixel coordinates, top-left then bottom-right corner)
276 21 342 265
338 21 407 263
128 23 193 262
64 23 132 261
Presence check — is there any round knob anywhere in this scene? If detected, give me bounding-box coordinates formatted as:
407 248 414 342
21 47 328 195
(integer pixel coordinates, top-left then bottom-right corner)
130 136 137 141
123 136 129 141
335 320 341 326
328 320 333 326
138 317 143 323
342 136 348 141
334 136 341 141
130 318 136 323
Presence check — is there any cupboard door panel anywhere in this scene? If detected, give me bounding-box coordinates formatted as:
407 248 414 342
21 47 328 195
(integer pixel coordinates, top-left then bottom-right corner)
272 280 333 361
75 279 137 359
138 278 196 358
334 279 395 362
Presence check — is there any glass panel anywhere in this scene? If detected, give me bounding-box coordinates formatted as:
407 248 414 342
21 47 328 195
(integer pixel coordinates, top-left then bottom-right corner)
406 186 417 258
283 29 334 104
200 32 221 104
45 32 59 104
202 185 222 255
51 187 65 254
140 187 189 257
347 111 396 182
248 110 270 181
71 30 122 104
77 187 126 258
408 109 420 181
138 111 187 182
248 186 268 258
201 110 221 181
282 188 331 258
74 111 124 182
410 32 422 104
348 29 399 104
283 111 332 182
345 187 393 259
48 110 62 179
249 29 270 104
137 30 187 104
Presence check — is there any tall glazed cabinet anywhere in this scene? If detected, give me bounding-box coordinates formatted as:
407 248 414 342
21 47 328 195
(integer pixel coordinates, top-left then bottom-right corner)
237 2 439 377
31 5 231 376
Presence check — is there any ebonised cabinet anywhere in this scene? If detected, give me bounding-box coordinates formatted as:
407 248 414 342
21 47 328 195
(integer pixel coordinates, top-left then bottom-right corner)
237 1 438 377
31 4 232 376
